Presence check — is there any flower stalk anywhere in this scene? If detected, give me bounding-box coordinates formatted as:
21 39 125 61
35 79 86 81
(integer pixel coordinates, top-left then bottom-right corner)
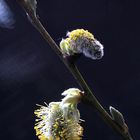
16 1 133 140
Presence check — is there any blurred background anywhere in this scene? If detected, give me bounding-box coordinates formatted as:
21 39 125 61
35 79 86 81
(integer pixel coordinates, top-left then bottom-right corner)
0 0 140 139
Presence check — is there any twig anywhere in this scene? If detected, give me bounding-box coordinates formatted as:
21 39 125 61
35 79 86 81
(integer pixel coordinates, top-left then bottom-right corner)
16 1 133 140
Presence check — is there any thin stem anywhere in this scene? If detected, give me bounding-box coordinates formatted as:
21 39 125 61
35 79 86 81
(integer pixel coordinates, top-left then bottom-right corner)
17 1 133 140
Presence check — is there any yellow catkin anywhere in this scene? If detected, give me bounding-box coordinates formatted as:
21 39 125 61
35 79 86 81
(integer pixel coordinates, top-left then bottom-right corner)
34 88 84 140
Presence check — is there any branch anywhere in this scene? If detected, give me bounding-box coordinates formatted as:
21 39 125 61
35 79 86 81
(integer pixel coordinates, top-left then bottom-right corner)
16 1 133 140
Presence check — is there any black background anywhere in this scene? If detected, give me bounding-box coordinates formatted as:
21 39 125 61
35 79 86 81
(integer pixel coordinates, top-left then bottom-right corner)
0 0 140 140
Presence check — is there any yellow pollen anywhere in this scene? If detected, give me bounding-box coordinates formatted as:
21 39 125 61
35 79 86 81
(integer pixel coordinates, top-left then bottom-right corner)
68 29 94 41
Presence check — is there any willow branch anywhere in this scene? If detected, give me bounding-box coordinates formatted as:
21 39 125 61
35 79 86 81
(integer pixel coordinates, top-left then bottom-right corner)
16 1 133 140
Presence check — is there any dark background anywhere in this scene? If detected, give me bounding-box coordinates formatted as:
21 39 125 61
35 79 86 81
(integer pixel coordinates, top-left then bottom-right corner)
0 0 140 139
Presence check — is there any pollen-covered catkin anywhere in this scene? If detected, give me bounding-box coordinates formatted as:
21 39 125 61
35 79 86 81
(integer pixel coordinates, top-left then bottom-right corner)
34 88 83 140
60 29 104 60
